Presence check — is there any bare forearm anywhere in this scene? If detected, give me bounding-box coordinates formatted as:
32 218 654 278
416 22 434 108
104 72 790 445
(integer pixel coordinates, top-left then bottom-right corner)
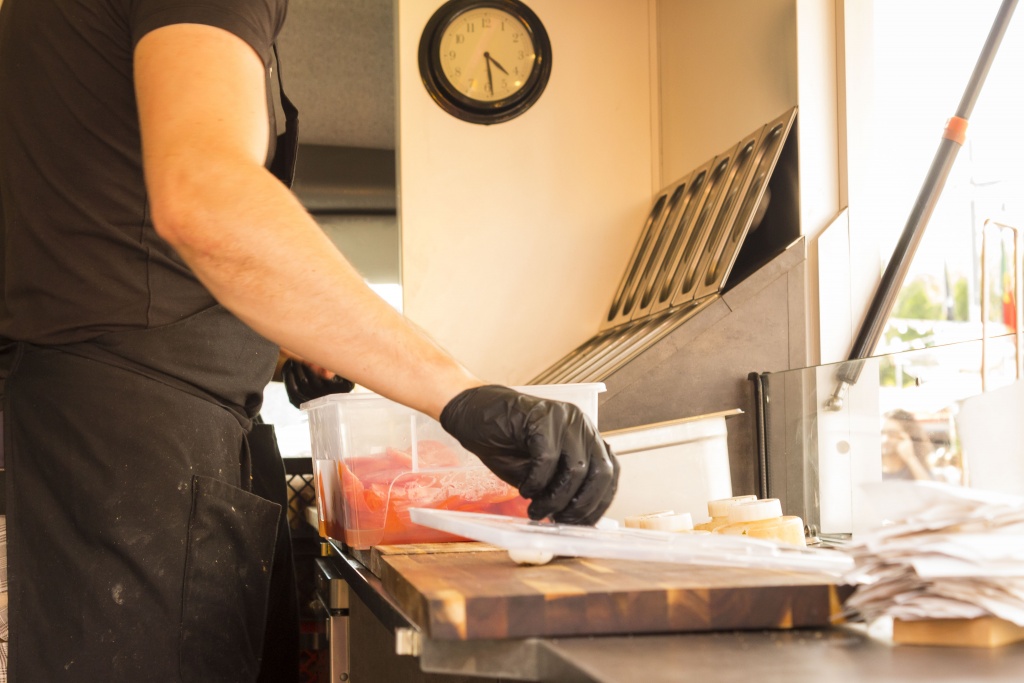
156 158 480 419
134 24 480 418
130 25 620 526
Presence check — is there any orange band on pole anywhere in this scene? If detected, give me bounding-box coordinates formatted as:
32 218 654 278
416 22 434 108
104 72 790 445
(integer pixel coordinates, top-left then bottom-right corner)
943 116 969 145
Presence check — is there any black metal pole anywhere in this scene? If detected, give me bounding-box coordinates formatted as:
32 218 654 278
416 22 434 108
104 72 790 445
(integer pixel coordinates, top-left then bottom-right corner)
827 0 1019 410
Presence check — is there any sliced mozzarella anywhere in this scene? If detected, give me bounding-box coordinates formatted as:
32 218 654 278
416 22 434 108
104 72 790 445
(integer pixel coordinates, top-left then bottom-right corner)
508 548 556 566
639 512 694 532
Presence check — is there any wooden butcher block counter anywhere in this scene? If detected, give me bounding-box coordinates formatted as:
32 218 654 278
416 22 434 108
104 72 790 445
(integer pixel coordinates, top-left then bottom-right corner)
356 543 849 641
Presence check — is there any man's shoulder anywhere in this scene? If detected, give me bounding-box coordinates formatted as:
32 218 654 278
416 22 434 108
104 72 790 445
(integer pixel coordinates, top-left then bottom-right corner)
130 0 288 62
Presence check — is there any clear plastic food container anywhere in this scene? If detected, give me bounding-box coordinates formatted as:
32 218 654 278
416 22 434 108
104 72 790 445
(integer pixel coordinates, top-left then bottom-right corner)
302 383 604 549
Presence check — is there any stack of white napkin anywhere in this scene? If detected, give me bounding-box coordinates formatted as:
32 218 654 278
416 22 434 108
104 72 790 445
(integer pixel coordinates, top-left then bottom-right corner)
842 481 1024 626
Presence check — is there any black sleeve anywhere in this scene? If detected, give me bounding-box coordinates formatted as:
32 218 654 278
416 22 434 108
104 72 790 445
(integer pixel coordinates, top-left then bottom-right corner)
130 0 287 65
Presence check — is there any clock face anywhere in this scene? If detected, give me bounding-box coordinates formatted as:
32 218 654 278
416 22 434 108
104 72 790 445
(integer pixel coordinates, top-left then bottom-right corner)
437 8 536 103
419 0 552 124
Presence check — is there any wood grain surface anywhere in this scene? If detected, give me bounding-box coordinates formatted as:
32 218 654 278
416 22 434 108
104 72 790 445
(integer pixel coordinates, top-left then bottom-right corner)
894 617 1024 648
378 549 849 640
354 542 502 578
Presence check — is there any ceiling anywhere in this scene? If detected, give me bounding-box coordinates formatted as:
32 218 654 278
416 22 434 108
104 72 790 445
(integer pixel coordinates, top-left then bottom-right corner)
275 0 396 150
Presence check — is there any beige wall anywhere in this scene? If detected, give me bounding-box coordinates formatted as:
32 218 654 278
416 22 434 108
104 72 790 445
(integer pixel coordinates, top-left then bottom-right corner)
397 0 656 384
658 0 843 368
656 0 799 185
397 0 845 383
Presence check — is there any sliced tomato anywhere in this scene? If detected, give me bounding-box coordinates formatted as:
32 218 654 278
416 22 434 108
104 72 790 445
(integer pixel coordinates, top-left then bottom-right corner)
330 441 531 548
336 461 385 533
346 453 411 485
412 440 462 469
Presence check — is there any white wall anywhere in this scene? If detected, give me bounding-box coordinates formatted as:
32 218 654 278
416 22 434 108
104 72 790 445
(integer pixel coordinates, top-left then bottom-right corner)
796 0 843 368
820 0 879 366
396 0 655 384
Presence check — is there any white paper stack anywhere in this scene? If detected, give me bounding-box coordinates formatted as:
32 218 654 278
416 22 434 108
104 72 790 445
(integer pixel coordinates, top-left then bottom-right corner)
842 480 1024 626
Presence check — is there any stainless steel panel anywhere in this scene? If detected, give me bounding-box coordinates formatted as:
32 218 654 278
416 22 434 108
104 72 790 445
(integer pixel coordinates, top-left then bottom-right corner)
673 131 761 306
571 298 711 383
602 191 671 331
559 322 657 384
630 159 715 322
530 108 801 430
654 150 737 313
693 107 797 301
615 180 694 322
316 557 352 611
329 611 351 682
555 325 639 384
532 331 616 384
541 328 628 384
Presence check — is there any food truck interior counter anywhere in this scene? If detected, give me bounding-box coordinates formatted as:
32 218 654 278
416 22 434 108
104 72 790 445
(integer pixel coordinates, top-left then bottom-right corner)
316 539 1024 683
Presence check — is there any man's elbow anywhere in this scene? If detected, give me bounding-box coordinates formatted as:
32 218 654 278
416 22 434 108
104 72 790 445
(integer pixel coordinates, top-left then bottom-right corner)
146 155 280 260
146 164 225 254
145 166 190 237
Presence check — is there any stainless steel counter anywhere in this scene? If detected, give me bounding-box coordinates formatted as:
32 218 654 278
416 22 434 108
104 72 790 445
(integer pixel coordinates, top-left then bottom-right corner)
532 627 1024 683
320 541 1024 682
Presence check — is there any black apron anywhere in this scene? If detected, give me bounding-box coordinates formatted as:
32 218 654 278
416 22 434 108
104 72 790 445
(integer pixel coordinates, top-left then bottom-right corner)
0 46 302 683
2 308 281 682
247 416 300 683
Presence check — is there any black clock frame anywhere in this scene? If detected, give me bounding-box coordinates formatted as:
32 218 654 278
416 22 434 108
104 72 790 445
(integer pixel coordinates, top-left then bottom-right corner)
418 0 552 125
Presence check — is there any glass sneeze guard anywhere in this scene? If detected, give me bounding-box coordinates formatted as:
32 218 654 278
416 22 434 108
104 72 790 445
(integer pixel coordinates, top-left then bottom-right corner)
758 331 1023 544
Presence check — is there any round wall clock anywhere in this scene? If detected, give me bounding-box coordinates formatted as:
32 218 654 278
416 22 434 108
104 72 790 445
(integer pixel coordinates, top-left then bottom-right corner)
418 0 552 125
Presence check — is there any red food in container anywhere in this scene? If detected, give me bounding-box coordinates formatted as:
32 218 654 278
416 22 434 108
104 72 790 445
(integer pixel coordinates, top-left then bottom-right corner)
304 385 602 550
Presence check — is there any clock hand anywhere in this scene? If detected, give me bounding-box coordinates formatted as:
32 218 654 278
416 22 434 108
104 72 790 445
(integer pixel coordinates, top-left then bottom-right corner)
484 51 494 95
488 55 509 76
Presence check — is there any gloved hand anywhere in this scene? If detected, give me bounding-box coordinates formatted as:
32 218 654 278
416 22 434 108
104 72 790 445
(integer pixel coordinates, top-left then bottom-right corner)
440 385 619 525
281 359 355 408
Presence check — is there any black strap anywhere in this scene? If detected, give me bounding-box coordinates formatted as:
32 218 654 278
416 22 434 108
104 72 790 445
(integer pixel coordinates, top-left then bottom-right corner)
268 43 299 189
0 406 5 513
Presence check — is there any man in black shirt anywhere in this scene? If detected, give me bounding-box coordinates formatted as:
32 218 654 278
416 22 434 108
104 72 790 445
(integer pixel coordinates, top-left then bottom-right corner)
0 0 618 680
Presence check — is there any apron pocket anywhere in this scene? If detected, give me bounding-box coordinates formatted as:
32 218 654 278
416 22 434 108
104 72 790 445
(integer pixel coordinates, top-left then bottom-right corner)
180 475 281 683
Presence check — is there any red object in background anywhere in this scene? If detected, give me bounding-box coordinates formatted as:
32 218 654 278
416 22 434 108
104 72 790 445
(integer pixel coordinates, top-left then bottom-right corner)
1003 285 1016 331
316 440 530 548
1001 246 1017 331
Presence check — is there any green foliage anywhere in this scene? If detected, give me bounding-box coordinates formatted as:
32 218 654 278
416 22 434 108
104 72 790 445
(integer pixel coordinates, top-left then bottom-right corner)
953 277 969 321
880 273 973 385
879 357 917 387
883 324 930 347
893 277 943 320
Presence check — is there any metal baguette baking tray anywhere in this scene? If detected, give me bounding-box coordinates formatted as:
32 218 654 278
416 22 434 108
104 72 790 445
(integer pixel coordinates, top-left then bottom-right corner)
693 111 797 302
533 107 798 387
627 158 716 324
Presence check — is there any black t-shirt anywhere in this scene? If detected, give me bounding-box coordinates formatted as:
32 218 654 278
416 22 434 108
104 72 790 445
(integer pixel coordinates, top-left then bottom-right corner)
0 0 288 344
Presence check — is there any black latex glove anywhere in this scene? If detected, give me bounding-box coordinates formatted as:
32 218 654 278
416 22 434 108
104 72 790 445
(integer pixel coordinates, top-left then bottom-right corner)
281 359 355 408
440 385 619 525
